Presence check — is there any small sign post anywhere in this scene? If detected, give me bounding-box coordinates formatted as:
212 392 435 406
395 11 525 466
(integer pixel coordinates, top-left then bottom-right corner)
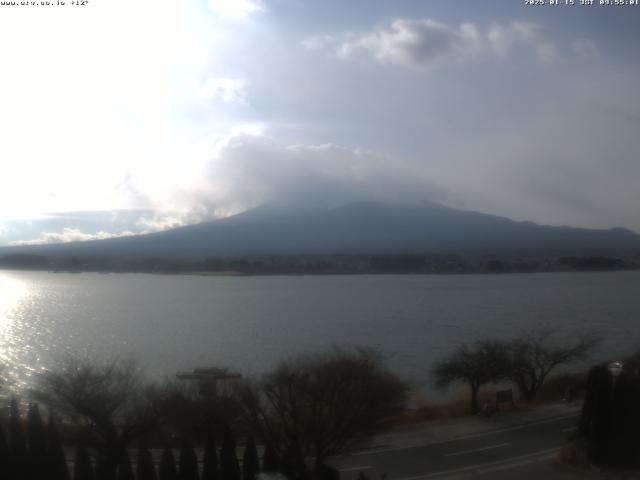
496 389 516 412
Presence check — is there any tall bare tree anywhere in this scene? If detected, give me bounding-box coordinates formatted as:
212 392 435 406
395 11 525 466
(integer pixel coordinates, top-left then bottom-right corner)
33 358 162 480
507 330 599 402
432 340 510 414
237 347 408 478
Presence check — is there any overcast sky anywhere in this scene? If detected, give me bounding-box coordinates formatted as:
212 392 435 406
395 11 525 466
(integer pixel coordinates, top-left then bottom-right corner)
1 0 639 245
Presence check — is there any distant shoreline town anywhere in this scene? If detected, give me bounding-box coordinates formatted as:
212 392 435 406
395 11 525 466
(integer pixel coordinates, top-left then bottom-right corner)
1 252 638 275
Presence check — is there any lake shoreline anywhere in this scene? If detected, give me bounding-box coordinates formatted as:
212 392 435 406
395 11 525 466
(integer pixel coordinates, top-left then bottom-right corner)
1 265 639 277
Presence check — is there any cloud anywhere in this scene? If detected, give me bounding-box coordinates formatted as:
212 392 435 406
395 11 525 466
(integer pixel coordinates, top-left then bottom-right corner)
1 208 205 246
10 228 136 246
313 18 559 69
199 77 248 104
302 34 335 51
135 215 191 232
89 131 443 231
134 205 214 232
208 0 264 20
7 132 444 243
572 38 599 59
189 133 444 216
535 43 561 64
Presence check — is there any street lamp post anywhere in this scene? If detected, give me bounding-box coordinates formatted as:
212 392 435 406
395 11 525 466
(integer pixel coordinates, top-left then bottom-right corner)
606 361 624 464
608 361 623 386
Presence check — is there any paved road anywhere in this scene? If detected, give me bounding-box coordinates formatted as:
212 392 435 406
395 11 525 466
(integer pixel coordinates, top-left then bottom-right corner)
329 413 581 480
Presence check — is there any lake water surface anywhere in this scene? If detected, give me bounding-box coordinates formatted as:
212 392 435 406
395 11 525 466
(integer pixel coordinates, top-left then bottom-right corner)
1 270 639 392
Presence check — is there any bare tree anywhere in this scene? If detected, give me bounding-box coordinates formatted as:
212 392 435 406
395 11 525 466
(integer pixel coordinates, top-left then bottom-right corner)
32 357 163 480
432 340 510 414
237 347 408 478
507 330 599 402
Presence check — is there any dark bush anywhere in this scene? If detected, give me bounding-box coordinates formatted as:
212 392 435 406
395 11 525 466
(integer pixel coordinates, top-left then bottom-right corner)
136 437 157 480
74 445 96 480
117 450 135 480
242 436 260 480
159 445 178 480
239 347 408 476
220 425 241 480
47 413 70 480
178 438 199 480
201 431 218 480
261 443 279 474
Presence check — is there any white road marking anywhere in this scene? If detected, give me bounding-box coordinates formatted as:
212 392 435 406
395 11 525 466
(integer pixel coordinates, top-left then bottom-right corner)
341 413 579 457
444 443 509 457
395 446 561 480
476 459 533 474
339 466 372 473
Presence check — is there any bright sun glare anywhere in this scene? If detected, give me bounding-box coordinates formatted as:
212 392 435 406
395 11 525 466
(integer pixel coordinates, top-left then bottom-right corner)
208 0 264 20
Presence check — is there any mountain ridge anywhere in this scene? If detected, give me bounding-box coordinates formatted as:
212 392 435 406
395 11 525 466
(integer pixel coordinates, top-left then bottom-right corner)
1 202 639 262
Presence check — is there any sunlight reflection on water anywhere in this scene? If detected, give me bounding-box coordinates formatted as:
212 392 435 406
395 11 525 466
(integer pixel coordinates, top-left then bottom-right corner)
0 272 25 321
0 272 64 392
0 272 30 389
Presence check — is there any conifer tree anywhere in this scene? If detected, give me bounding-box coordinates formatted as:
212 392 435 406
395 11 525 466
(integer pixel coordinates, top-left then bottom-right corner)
261 443 278 474
9 398 27 459
178 438 199 480
159 444 178 480
580 363 615 465
202 431 218 480
280 449 297 480
117 449 135 480
95 454 111 480
0 421 15 480
0 420 9 459
136 437 157 480
74 445 96 480
27 403 47 478
242 436 260 480
220 425 241 480
47 413 71 480
9 397 28 480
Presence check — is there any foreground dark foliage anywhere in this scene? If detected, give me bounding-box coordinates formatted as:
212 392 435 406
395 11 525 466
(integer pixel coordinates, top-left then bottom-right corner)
0 348 408 480
261 442 279 473
242 436 260 480
159 445 178 480
507 331 599 402
578 352 640 466
74 446 96 480
201 432 218 480
432 340 509 414
136 438 156 480
28 403 48 478
117 450 135 480
47 414 71 480
432 330 600 411
238 347 408 478
220 425 241 480
178 439 199 480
